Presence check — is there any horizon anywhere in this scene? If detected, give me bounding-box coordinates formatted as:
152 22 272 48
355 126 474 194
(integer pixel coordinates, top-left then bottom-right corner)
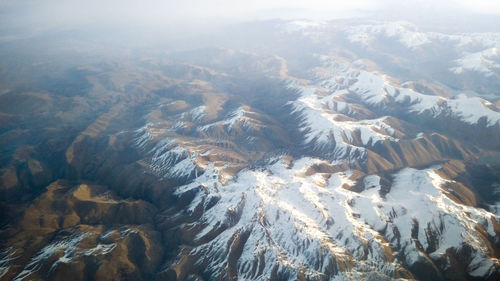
2 0 500 32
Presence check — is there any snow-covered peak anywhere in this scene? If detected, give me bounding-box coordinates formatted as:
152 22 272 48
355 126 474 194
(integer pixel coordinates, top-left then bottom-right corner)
284 57 500 162
346 21 430 49
189 105 208 123
199 106 263 133
317 58 500 126
450 47 500 76
171 157 500 280
280 20 326 34
289 80 398 158
430 32 500 49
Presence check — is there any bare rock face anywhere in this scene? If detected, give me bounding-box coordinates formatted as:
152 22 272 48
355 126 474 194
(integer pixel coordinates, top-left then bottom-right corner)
1 19 500 281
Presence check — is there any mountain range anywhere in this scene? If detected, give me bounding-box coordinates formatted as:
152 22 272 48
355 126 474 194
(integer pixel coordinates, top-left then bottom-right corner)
1 19 500 281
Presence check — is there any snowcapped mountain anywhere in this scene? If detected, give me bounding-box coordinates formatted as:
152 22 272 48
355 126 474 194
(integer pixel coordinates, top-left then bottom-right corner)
1 19 500 281
166 158 498 280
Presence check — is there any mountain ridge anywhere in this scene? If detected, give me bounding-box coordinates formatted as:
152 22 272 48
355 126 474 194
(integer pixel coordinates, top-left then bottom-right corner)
1 19 500 281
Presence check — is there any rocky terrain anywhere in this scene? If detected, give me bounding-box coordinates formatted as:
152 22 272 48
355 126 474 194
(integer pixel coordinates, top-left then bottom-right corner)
1 20 500 281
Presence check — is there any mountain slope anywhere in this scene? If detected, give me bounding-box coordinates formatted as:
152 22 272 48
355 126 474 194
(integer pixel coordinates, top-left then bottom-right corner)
1 20 500 281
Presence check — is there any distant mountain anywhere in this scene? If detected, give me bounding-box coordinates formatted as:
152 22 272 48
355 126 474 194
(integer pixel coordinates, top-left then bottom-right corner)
1 20 500 281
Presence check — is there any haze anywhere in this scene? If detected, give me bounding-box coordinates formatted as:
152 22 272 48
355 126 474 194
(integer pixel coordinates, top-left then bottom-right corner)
2 0 500 30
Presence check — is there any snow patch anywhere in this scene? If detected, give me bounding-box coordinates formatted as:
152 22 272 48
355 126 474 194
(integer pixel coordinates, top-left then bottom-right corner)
199 106 262 132
189 105 207 123
13 234 87 281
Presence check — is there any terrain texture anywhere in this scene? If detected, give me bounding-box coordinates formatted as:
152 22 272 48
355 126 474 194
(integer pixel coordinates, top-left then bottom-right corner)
1 20 500 281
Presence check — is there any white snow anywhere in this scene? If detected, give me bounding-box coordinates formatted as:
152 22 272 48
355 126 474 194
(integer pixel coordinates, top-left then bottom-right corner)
0 248 14 279
346 21 430 50
167 157 198 179
346 22 500 76
315 58 500 126
450 47 500 76
10 232 130 280
288 80 398 158
283 20 500 78
426 32 500 76
134 122 168 149
189 105 207 123
171 157 500 280
83 243 116 256
13 234 87 281
199 106 262 132
146 139 201 179
124 23 500 280
469 256 495 277
281 20 326 34
355 167 500 268
448 94 500 126
287 57 500 159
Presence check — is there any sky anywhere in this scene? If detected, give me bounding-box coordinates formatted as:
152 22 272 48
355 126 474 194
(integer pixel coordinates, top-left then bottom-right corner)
1 0 500 30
